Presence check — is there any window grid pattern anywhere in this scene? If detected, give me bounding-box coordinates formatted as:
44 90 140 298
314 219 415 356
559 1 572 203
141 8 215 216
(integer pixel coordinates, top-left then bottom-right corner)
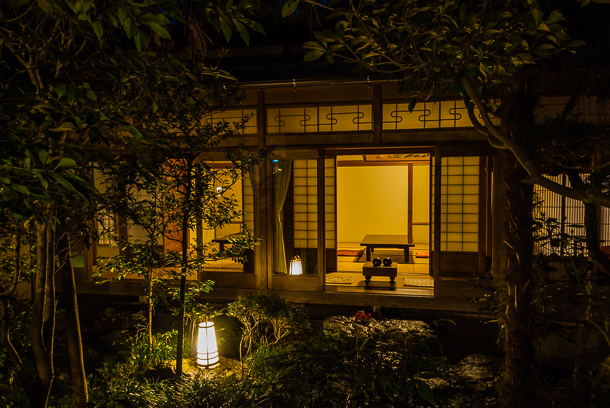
243 173 254 231
534 174 592 256
267 105 372 133
383 100 474 130
602 207 610 247
431 156 479 252
127 189 162 244
98 213 115 245
325 158 336 248
293 160 318 249
206 109 257 134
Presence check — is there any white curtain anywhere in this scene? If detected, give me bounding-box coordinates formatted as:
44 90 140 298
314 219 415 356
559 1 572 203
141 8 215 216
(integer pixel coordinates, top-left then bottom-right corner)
273 160 292 274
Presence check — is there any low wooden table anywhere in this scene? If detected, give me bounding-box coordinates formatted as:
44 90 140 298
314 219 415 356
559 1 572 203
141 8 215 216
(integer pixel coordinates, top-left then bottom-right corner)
212 234 239 252
360 234 415 263
362 262 397 285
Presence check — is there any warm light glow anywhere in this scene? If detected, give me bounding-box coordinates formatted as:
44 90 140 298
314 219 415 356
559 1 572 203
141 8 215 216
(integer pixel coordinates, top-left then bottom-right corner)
197 322 219 368
289 257 302 275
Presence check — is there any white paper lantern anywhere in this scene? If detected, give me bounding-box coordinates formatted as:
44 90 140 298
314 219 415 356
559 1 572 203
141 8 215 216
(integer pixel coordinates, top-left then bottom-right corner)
197 321 219 368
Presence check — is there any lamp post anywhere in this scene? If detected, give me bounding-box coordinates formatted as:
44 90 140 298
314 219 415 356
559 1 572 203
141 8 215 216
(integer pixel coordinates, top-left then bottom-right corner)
197 321 219 368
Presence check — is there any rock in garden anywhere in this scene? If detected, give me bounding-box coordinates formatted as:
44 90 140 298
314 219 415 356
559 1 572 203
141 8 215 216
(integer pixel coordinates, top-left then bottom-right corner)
94 308 146 331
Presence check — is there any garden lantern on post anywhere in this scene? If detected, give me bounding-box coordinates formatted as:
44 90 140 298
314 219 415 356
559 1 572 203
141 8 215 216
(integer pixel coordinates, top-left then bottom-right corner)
197 321 219 368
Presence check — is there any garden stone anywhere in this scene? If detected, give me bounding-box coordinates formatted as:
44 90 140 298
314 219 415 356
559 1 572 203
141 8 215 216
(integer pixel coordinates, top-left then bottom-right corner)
99 329 131 349
449 353 500 393
94 308 146 332
323 315 438 352
537 326 606 369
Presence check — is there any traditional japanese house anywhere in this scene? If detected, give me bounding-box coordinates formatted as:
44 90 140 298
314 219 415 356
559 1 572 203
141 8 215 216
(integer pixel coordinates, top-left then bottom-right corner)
71 45 610 313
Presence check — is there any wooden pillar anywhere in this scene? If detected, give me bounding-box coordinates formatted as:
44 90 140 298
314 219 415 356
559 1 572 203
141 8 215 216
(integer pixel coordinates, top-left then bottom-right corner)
433 148 442 285
478 156 488 276
257 90 266 150
408 163 413 238
373 85 382 145
317 151 326 287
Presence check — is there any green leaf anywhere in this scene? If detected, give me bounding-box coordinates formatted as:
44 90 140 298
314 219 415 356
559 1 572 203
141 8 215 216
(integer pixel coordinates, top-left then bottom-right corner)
53 83 66 99
35 173 49 190
37 0 54 14
31 192 54 204
547 10 562 25
532 9 543 27
124 125 142 140
417 381 436 406
117 7 127 24
134 29 146 52
566 40 586 48
39 150 49 165
408 98 418 113
106 10 118 27
124 17 136 39
303 49 324 62
140 13 169 25
251 22 265 35
144 21 171 40
66 83 76 104
233 19 249 46
282 0 298 17
54 157 78 170
91 19 103 41
534 44 555 52
220 20 232 43
10 184 30 195
50 173 75 192
49 122 76 132
86 90 97 100
459 3 467 24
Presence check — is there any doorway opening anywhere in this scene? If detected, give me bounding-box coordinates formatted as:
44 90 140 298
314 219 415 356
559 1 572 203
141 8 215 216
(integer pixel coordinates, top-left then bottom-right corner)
326 153 432 293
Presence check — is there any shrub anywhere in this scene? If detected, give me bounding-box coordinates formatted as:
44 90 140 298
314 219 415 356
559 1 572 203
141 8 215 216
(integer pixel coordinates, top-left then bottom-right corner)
226 294 310 357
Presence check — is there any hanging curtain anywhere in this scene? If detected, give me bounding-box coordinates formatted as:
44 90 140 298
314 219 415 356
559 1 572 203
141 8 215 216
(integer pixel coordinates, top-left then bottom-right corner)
273 160 292 274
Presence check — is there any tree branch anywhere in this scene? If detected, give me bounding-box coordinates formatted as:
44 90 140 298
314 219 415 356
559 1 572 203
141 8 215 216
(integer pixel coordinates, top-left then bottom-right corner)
462 77 610 207
463 95 507 149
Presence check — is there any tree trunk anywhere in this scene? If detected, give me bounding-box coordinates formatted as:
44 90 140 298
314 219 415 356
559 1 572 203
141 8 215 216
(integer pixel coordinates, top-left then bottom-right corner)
30 219 55 408
499 153 537 408
176 161 194 377
57 232 88 407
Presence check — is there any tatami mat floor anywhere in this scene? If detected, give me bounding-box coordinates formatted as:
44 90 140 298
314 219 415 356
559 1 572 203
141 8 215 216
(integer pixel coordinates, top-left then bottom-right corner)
326 243 432 295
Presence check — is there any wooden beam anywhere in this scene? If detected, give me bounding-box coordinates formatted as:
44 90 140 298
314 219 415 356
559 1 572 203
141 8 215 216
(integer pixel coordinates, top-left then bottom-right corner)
266 132 375 146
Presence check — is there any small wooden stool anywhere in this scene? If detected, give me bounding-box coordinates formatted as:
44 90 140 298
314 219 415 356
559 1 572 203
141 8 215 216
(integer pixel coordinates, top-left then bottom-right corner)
362 262 397 285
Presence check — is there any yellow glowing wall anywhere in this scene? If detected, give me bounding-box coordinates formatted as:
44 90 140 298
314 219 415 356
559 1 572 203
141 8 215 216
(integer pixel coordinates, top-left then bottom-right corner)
337 166 409 243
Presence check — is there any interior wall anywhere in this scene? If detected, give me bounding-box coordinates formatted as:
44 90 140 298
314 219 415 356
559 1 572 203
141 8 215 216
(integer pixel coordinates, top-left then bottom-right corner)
337 165 408 243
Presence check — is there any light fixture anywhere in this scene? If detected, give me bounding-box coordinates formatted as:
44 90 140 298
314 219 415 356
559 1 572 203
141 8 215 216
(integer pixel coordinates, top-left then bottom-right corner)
289 256 302 275
197 321 219 368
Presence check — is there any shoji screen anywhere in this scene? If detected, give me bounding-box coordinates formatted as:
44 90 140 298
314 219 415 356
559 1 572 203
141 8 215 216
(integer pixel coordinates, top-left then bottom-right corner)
431 156 480 252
